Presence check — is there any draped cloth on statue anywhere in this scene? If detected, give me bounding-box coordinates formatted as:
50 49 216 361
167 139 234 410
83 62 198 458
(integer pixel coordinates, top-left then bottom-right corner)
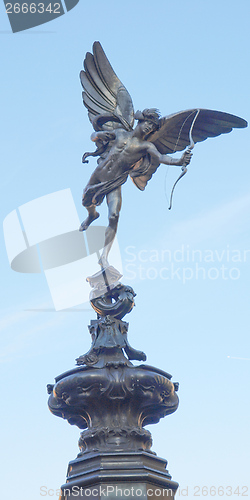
82 173 128 207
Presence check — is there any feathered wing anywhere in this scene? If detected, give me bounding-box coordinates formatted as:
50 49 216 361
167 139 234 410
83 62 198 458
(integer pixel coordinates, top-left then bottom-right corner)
149 108 247 154
130 108 247 190
80 41 134 132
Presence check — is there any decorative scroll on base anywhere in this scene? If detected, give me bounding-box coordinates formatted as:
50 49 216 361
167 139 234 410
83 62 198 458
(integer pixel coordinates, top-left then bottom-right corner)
90 283 136 319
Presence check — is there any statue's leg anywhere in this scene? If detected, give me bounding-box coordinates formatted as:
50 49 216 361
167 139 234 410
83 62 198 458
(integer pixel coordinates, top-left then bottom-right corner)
98 187 122 268
80 169 102 232
79 205 100 231
80 175 101 231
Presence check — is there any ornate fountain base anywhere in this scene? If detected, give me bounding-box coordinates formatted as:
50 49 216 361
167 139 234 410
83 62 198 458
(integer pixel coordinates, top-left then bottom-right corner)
49 360 179 499
60 451 178 499
48 362 179 453
48 280 179 499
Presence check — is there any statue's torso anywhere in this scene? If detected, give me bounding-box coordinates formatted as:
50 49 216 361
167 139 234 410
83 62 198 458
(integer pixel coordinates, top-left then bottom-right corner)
96 129 149 182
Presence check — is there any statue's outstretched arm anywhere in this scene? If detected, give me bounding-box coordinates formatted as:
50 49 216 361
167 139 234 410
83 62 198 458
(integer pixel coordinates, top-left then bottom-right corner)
147 143 192 167
161 149 192 167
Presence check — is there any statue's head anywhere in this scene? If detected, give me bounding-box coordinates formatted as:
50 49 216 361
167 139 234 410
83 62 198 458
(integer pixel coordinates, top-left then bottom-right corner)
134 108 161 134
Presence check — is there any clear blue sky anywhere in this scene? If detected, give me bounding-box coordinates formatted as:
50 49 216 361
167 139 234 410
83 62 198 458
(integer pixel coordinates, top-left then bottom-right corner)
1 1 250 498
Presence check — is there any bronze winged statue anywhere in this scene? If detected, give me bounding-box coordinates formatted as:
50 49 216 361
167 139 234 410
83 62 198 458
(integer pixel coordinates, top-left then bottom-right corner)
79 42 247 269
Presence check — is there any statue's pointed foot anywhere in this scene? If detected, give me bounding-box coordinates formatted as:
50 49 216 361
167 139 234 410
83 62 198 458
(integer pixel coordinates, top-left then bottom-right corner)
79 211 100 231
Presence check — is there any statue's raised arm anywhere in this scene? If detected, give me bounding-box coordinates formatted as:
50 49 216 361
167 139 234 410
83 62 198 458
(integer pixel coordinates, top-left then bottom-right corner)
79 42 247 270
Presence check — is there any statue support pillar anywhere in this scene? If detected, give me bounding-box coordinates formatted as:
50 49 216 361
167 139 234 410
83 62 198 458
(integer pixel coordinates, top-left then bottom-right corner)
47 269 179 499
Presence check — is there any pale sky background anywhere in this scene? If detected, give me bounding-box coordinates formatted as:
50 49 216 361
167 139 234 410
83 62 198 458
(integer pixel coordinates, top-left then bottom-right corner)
1 1 250 498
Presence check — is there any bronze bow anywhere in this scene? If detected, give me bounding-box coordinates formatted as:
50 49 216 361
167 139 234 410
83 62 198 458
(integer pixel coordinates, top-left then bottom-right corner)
168 109 200 210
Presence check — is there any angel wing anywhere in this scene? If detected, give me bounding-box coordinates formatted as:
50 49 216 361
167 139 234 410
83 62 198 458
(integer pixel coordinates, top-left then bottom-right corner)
130 108 247 190
80 41 134 132
149 108 247 154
